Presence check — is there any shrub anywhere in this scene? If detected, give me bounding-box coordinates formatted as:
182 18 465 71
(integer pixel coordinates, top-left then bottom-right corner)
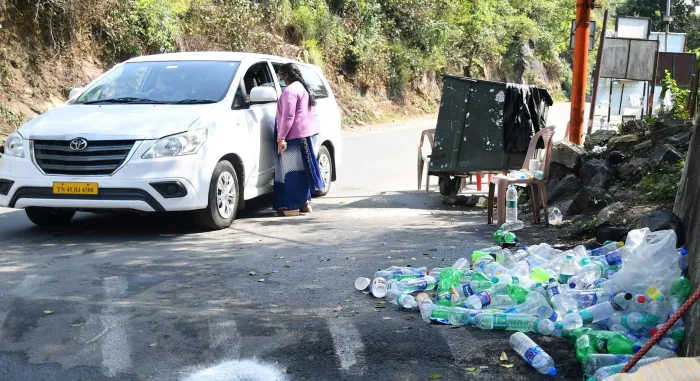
640 161 685 203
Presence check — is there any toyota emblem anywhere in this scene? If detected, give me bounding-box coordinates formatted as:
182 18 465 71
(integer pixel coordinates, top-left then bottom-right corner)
69 138 88 151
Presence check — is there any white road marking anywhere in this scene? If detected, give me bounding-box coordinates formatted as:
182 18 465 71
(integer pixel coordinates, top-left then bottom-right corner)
326 318 365 375
99 276 131 377
208 319 241 358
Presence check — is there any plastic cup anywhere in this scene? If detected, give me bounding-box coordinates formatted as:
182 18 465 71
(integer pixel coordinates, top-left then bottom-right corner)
355 277 371 291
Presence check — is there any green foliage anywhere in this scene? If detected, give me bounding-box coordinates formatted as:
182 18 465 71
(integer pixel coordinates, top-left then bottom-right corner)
0 104 25 130
659 70 690 120
641 161 685 203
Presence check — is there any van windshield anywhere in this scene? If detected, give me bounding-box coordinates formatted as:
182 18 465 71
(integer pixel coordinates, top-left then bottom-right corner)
74 61 241 105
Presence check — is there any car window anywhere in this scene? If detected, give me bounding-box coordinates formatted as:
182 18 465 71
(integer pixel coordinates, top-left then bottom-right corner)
298 65 329 99
272 63 288 90
75 61 241 104
234 62 275 109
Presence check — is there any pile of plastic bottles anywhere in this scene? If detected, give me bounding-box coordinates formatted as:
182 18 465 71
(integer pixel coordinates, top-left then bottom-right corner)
356 228 693 380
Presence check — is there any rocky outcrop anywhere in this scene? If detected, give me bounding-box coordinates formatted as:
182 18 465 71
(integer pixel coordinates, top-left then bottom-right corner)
552 141 587 172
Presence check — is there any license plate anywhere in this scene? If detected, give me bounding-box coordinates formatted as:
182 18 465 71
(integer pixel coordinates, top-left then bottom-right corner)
52 182 98 195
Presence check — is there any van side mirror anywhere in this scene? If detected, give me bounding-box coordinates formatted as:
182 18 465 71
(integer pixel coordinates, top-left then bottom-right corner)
249 87 278 104
68 87 85 102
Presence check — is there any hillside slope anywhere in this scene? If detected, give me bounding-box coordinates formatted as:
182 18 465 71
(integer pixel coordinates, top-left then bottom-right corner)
0 0 577 135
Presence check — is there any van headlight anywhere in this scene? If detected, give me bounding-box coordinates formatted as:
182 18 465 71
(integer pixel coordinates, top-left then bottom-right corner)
142 128 207 159
4 132 25 158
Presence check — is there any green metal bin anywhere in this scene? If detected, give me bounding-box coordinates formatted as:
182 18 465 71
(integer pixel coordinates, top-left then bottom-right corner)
428 76 549 194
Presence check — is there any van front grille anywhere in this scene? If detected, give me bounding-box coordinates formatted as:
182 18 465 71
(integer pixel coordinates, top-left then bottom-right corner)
33 140 136 176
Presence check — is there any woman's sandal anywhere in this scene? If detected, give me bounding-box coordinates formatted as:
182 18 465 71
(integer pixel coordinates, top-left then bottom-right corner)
300 202 312 214
277 209 300 217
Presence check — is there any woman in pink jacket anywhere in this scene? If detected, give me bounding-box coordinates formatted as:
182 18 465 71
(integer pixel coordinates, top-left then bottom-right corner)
274 63 325 216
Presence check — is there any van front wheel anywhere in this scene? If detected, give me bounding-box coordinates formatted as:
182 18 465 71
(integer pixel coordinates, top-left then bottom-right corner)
193 161 240 230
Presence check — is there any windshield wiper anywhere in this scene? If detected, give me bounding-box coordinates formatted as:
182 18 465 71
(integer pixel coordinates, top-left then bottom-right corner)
173 99 217 104
81 97 164 105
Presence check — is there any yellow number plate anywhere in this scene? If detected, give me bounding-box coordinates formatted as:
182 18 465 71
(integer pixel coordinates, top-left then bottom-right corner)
52 182 99 195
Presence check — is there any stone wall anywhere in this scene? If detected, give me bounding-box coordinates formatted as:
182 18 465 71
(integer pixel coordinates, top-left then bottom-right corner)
674 114 700 356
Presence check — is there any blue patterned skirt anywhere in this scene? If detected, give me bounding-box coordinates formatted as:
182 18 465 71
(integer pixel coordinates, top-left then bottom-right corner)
273 133 325 211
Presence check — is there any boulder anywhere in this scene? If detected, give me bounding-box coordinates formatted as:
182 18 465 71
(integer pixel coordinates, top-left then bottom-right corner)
607 134 640 152
547 174 581 203
548 162 576 181
649 144 683 167
579 159 615 188
596 201 625 226
566 187 613 216
607 151 625 166
633 210 684 246
596 226 629 243
650 118 694 145
584 129 618 150
617 157 650 182
631 140 652 155
552 141 587 171
661 131 692 149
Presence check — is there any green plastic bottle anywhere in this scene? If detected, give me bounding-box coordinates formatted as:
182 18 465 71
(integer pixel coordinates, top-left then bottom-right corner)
530 267 552 283
576 334 597 363
470 272 491 282
671 276 692 300
591 330 638 354
436 268 467 306
493 227 518 245
507 284 529 304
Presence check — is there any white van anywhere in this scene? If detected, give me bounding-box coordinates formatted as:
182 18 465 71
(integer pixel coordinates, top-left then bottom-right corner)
0 52 342 229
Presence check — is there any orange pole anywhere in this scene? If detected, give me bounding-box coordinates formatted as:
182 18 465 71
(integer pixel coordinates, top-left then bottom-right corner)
569 0 594 145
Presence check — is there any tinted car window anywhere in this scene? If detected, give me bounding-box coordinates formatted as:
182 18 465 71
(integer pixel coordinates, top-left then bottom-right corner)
298 65 329 99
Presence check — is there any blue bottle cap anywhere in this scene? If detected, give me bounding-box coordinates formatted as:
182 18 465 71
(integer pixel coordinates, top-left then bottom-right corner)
548 367 557 376
633 345 642 353
549 278 556 283
569 282 576 289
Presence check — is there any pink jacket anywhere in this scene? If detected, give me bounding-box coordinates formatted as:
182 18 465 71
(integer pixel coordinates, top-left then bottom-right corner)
276 81 319 140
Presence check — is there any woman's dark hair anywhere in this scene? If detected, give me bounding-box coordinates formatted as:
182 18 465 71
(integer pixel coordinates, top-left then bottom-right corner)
279 63 316 107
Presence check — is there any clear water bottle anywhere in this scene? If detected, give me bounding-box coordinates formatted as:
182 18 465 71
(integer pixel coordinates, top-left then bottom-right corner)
416 293 435 322
504 293 554 320
563 301 615 330
591 357 661 380
583 354 634 376
570 258 608 288
561 288 609 311
452 257 470 270
457 280 493 298
501 220 524 231
559 254 578 284
480 262 510 279
506 184 518 222
513 248 531 261
657 337 681 353
465 283 511 309
645 345 679 359
447 307 484 326
547 278 565 314
388 275 437 293
509 332 557 376
385 288 417 309
645 300 671 327
611 293 633 311
472 313 537 331
373 266 427 280
588 241 621 257
610 312 648 331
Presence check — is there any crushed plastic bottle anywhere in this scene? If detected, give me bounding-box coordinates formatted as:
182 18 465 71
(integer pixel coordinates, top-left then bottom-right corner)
501 220 524 232
576 334 596 362
385 288 417 309
582 354 634 376
494 228 518 245
548 207 563 226
562 301 615 330
388 275 438 293
590 357 662 381
509 332 557 376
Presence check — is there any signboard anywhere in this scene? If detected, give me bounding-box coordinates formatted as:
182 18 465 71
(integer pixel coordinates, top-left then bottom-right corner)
649 32 687 53
656 52 698 87
570 20 597 50
616 16 651 39
600 38 659 81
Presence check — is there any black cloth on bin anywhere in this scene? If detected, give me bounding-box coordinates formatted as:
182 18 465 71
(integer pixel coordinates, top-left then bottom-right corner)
502 84 553 153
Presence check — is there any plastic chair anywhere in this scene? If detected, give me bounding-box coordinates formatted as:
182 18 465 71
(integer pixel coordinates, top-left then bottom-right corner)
417 128 435 193
488 126 556 227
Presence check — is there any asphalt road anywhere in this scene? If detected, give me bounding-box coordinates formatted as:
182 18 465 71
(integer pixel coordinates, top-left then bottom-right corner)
0 109 581 381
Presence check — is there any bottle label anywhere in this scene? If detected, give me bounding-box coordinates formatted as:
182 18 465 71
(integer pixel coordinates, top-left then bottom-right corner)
506 200 517 208
524 346 542 364
463 283 475 296
493 314 508 329
605 250 622 266
578 292 598 307
475 291 492 307
549 286 560 296
437 290 451 303
411 280 428 290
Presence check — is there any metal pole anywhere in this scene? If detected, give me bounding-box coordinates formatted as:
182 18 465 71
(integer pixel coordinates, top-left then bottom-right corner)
588 9 609 136
619 83 625 115
608 79 614 122
569 0 594 145
665 0 671 52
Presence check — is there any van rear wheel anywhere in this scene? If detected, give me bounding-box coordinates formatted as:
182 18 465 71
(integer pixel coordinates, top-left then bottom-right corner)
193 161 240 230
25 207 75 227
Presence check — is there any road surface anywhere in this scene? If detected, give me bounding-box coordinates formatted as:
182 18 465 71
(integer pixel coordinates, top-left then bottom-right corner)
0 109 580 380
